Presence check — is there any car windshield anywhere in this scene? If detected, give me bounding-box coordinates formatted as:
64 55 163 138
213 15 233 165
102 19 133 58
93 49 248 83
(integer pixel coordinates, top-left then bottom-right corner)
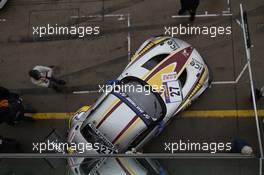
142 54 169 70
80 124 116 153
120 78 164 121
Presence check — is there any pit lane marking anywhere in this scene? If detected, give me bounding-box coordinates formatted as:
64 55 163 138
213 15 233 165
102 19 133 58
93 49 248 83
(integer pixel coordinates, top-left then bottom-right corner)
26 109 264 119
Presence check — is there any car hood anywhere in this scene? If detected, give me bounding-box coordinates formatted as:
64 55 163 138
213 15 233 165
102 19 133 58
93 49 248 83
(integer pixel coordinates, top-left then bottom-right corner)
83 94 147 151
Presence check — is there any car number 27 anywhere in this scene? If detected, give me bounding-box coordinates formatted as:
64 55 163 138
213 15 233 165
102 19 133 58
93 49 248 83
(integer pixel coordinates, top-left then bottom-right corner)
166 81 182 103
100 145 115 154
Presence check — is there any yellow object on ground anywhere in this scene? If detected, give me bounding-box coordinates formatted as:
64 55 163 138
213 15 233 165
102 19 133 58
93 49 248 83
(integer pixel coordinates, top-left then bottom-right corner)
26 109 264 120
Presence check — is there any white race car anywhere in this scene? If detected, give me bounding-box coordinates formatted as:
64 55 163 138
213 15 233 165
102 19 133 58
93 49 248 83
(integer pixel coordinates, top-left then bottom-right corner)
0 0 7 9
68 36 210 154
68 158 168 175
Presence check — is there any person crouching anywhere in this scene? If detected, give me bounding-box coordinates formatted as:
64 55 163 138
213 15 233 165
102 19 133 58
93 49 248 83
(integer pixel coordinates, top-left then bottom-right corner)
28 65 66 92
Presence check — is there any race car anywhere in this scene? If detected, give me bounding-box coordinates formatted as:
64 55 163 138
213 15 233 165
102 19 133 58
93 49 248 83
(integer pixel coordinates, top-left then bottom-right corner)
0 0 7 9
68 36 210 154
68 158 168 175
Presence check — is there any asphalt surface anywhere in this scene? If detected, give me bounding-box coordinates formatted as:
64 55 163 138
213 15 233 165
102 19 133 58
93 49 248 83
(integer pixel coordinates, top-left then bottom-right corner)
0 0 264 174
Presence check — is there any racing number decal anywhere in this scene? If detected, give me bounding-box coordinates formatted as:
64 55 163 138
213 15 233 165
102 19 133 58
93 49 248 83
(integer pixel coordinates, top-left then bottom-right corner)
169 86 180 97
162 72 183 103
165 81 182 103
100 145 107 154
100 145 115 154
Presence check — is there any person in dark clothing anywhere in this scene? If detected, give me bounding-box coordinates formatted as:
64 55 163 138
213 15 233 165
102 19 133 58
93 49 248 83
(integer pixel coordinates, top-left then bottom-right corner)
0 107 11 124
0 86 10 99
0 86 34 125
28 65 66 92
0 87 11 124
178 0 200 21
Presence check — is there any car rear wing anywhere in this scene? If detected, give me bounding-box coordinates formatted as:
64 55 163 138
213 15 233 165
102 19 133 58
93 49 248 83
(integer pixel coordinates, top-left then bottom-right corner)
87 123 117 152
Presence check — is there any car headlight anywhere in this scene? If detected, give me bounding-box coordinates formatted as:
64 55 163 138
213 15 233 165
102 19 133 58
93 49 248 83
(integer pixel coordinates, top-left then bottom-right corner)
69 106 90 129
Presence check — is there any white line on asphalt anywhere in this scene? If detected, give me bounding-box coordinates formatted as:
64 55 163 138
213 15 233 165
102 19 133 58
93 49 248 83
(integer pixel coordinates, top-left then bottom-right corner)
240 3 263 162
70 14 126 19
69 13 132 95
70 13 131 62
211 81 236 85
171 13 233 18
73 90 99 94
127 14 131 62
211 62 249 85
